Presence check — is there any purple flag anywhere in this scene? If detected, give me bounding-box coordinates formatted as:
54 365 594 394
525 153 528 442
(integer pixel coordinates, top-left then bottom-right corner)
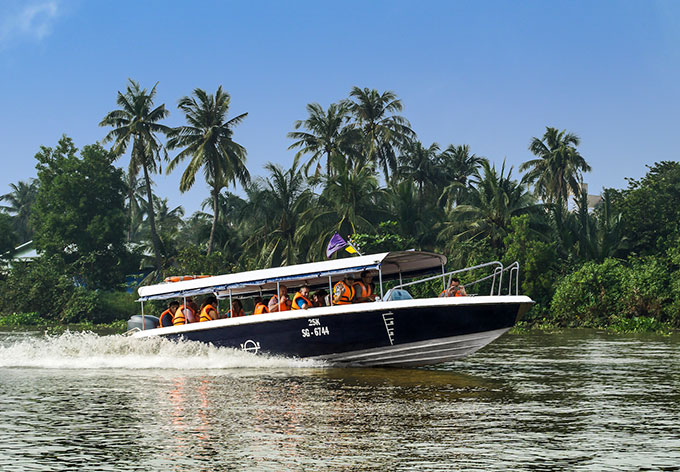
326 232 348 258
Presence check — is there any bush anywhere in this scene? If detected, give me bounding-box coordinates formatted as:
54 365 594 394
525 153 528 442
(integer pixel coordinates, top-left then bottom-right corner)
0 256 99 323
0 312 46 327
550 257 675 329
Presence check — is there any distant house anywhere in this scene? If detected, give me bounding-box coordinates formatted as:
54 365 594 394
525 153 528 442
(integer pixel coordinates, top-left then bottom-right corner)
580 183 603 210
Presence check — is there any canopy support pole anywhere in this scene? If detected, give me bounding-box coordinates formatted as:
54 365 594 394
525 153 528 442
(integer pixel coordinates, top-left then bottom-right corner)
183 296 187 325
229 290 233 318
328 276 333 306
441 264 446 292
141 301 145 330
276 282 280 311
378 265 384 300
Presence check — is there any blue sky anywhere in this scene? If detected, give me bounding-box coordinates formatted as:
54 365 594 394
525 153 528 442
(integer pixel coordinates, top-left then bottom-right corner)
1 0 679 215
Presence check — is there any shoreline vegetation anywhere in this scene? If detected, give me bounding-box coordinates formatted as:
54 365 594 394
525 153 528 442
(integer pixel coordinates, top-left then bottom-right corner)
1 81 679 334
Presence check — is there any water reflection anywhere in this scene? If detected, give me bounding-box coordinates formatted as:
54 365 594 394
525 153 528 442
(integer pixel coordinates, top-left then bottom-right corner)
0 331 679 470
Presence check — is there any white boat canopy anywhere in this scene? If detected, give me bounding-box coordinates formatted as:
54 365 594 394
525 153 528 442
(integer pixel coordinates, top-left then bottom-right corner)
137 251 447 301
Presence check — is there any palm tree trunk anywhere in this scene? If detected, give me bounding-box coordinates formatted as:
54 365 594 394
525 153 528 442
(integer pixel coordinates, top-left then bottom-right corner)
126 171 134 242
208 185 218 255
142 164 163 274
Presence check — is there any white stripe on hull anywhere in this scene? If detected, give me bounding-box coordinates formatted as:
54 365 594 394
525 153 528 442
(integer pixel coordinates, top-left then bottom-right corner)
315 327 510 367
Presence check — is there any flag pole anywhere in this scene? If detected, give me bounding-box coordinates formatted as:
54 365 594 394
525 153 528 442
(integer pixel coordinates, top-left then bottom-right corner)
346 237 363 256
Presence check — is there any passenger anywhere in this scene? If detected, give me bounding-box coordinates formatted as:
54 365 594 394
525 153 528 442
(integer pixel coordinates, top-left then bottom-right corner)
173 298 197 326
352 271 377 303
268 285 292 312
292 286 313 310
440 277 467 297
253 297 269 315
333 277 355 305
227 299 245 318
159 300 179 327
199 296 219 322
312 289 328 307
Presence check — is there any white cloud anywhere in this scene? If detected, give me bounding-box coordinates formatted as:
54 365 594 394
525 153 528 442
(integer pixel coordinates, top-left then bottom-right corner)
0 1 59 47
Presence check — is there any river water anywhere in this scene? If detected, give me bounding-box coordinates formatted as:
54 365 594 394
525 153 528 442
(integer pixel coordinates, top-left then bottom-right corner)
0 330 678 471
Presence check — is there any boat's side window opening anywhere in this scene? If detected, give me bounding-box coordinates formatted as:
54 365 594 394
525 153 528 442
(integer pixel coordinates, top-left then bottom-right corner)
384 288 413 301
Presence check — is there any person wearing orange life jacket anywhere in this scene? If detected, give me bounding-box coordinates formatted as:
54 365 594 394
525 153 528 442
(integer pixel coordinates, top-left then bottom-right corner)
199 296 219 322
439 277 467 298
333 277 355 305
173 298 198 326
352 271 377 303
227 299 245 318
268 285 292 312
159 300 179 327
253 297 269 315
292 286 313 310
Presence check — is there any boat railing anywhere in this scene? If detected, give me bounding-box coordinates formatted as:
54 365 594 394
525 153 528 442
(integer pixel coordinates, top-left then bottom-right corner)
391 260 521 297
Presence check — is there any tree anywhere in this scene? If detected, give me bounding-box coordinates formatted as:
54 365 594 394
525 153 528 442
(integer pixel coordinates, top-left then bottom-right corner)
396 140 441 200
31 136 127 288
344 87 415 181
242 158 313 267
288 102 356 177
296 154 384 260
0 212 18 262
1 179 39 242
100 79 170 274
520 127 591 205
438 144 487 209
166 86 250 254
611 161 680 256
439 160 542 253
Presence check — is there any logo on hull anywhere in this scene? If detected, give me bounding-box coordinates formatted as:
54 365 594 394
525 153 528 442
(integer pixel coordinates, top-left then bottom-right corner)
240 340 261 353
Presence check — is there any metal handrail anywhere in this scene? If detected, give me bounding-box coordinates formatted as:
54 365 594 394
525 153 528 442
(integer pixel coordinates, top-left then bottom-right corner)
393 261 504 295
506 261 520 296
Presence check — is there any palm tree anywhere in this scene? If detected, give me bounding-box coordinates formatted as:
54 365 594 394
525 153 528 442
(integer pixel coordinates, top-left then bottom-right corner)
396 140 440 200
438 144 487 209
166 86 249 254
439 160 542 252
288 102 356 177
241 158 313 267
99 79 170 273
296 154 384 260
0 179 39 242
343 87 415 181
520 127 591 205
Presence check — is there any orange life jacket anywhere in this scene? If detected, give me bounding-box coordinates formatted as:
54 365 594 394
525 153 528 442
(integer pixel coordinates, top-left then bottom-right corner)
291 292 313 310
352 281 372 301
159 309 174 327
440 287 464 297
253 302 269 315
173 305 195 326
227 307 245 318
333 280 355 305
199 304 217 322
269 295 292 312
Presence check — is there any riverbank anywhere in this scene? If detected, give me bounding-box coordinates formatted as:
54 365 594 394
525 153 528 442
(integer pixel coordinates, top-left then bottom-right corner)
1 311 675 336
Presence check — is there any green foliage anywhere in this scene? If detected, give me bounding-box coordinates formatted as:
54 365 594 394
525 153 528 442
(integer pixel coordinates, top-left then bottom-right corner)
0 256 100 323
551 257 677 328
32 136 128 289
94 291 139 324
174 246 232 276
0 212 18 261
0 312 45 327
609 315 672 334
614 161 680 256
503 215 559 315
353 221 416 254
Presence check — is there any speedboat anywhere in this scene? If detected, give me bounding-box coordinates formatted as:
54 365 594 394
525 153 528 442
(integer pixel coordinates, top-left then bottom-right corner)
129 251 533 367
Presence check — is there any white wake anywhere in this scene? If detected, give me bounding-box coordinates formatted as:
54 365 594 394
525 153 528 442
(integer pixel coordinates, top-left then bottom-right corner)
0 331 324 370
